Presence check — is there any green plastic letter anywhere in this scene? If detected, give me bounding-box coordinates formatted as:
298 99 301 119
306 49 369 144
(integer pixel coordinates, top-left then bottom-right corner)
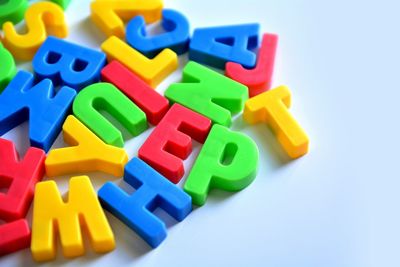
165 61 248 127
0 0 28 25
49 0 71 10
184 124 259 206
73 82 147 147
0 44 16 92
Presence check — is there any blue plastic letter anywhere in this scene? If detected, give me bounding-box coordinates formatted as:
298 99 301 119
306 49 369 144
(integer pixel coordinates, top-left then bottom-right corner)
126 9 190 57
189 23 260 69
33 36 106 91
0 71 76 152
98 157 192 248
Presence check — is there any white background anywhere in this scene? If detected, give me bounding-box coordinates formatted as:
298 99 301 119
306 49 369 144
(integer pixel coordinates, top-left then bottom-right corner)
2 0 400 266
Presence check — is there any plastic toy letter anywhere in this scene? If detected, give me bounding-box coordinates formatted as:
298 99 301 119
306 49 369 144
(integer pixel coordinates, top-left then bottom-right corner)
0 44 16 92
45 115 128 177
0 138 45 256
2 2 68 60
0 0 28 26
49 0 71 10
189 23 259 69
101 61 169 125
138 104 212 183
126 9 190 57
91 0 163 38
73 82 147 147
226 33 278 97
243 85 309 158
33 37 106 91
184 125 259 206
98 157 192 248
0 71 76 152
0 138 45 221
0 220 31 256
101 36 178 88
165 61 248 127
31 176 115 262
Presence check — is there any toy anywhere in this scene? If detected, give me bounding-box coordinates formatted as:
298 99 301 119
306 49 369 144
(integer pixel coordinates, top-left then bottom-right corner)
45 115 128 177
0 0 311 260
91 0 163 39
0 0 28 26
139 104 211 183
126 9 190 57
31 176 115 261
0 219 30 256
101 61 169 125
226 33 278 97
184 125 259 206
98 157 192 248
165 61 248 127
33 37 106 91
243 85 309 158
0 43 16 92
49 0 71 10
0 138 45 256
73 82 147 147
189 23 259 69
0 138 45 221
101 36 178 88
0 71 76 152
2 2 68 60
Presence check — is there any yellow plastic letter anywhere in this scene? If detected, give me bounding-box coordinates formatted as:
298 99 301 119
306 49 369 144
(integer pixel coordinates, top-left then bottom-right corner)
243 85 309 158
45 115 128 177
31 176 115 261
90 0 162 39
101 36 178 88
2 2 68 60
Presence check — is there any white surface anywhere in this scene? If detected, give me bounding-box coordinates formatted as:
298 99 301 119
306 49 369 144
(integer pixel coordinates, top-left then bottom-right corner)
2 0 400 266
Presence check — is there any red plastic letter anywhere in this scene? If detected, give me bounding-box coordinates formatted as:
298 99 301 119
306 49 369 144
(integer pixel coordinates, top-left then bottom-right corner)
0 219 31 256
101 60 170 125
226 33 278 97
138 104 211 183
0 138 46 256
